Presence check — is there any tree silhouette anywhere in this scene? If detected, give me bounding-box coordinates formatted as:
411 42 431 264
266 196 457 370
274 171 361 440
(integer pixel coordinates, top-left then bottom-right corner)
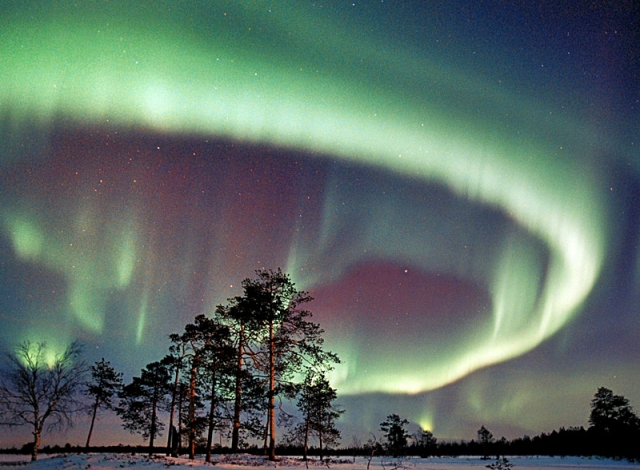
84 358 123 448
588 387 640 459
216 295 265 453
414 428 437 457
287 371 343 461
117 361 171 456
241 268 339 460
380 414 409 457
161 350 185 456
169 315 232 460
199 317 235 463
589 387 639 434
477 425 494 459
0 341 87 461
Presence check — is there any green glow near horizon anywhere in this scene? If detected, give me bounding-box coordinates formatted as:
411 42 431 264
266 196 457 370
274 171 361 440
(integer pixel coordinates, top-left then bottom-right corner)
419 413 434 433
0 2 609 400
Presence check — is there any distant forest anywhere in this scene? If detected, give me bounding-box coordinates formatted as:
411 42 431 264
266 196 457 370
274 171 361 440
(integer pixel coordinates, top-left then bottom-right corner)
2 420 639 463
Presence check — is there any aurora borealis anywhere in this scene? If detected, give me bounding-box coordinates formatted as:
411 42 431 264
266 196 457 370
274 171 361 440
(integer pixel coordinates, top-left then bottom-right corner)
1 0 639 446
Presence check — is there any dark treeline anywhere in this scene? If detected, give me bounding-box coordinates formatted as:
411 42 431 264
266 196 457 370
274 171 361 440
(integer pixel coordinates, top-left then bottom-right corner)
3 421 639 463
0 442 335 457
405 425 639 460
339 388 640 462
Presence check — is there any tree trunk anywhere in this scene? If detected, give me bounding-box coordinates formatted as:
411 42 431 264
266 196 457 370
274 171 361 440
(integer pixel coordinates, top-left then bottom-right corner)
31 426 42 462
167 361 181 456
188 359 198 460
262 407 270 454
149 396 157 457
303 416 309 461
205 373 217 463
177 384 184 455
268 321 276 461
85 400 99 448
231 323 244 453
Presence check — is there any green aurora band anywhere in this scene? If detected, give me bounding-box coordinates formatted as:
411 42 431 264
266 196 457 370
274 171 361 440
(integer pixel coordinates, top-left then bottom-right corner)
1 2 610 396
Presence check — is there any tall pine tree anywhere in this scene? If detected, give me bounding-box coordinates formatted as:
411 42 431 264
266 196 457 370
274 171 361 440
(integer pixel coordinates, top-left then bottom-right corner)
117 361 171 456
241 268 339 460
84 358 123 448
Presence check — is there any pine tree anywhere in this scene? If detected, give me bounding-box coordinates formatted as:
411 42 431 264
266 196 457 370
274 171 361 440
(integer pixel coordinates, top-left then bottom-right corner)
589 387 639 434
161 350 185 456
200 318 235 463
414 428 437 457
117 361 171 456
380 414 409 457
168 314 237 461
292 372 343 461
477 425 494 460
84 358 123 448
240 268 339 461
216 298 263 452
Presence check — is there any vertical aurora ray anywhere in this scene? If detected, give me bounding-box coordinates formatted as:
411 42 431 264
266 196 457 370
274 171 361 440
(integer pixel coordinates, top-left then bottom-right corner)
136 292 148 346
0 0 635 443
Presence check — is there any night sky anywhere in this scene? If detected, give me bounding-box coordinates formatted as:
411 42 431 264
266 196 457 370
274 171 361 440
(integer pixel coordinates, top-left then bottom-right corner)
1 1 639 446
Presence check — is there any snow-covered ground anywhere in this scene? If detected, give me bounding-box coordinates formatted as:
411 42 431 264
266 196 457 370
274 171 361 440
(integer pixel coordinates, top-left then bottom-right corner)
0 454 637 469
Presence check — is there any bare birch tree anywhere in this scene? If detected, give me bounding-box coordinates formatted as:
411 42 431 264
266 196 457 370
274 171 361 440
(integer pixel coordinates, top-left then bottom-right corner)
0 341 87 461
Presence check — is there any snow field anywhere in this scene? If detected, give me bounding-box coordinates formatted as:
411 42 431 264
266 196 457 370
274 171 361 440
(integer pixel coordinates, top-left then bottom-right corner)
1 454 637 470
